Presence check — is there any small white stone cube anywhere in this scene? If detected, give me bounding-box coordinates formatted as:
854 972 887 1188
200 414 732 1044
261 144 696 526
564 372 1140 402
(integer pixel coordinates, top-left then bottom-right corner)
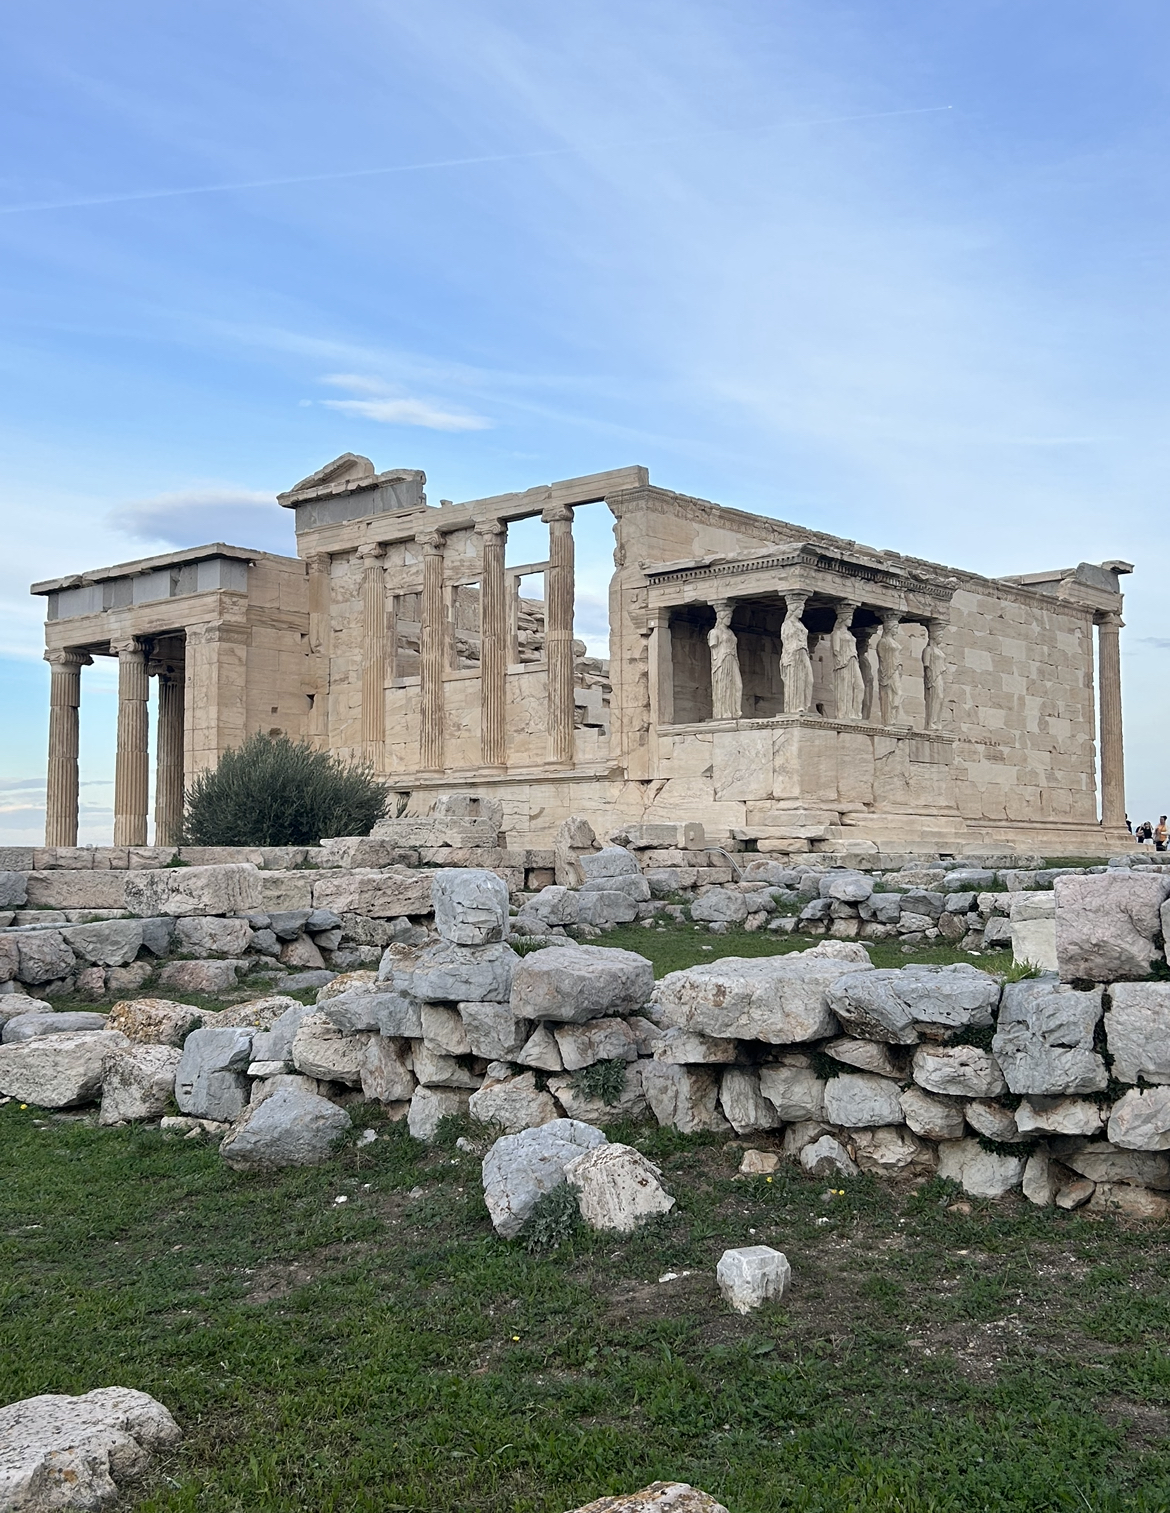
716 1244 791 1314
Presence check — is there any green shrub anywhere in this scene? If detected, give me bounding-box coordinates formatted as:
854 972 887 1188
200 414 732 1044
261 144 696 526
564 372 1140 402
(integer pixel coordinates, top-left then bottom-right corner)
520 1182 581 1253
180 734 387 846
1000 958 1042 983
570 1058 630 1106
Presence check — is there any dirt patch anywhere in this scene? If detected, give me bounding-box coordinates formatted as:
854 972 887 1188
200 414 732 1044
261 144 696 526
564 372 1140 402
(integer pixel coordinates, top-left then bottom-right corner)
242 1260 318 1304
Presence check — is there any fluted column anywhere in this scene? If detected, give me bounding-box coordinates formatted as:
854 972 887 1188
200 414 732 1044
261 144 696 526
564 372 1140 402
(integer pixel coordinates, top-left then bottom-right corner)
112 638 150 846
358 544 386 767
44 649 90 847
542 501 575 765
418 531 445 771
154 666 185 845
477 520 507 769
1097 611 1125 829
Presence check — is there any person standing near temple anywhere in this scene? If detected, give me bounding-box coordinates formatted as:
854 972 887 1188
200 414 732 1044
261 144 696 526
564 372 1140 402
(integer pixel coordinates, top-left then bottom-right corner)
1156 817 1168 852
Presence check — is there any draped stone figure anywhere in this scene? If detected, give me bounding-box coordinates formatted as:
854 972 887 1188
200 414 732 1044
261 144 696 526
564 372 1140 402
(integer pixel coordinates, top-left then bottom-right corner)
779 593 814 714
831 602 865 720
876 610 903 726
854 624 878 723
707 601 743 720
923 622 947 729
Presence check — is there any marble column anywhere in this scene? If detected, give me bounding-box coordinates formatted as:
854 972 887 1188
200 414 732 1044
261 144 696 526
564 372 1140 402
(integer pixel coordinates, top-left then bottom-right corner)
831 602 865 720
358 544 386 766
922 619 948 730
417 530 445 771
780 593 814 714
112 638 150 847
44 649 90 847
1097 611 1126 829
876 611 903 726
154 665 185 846
477 520 507 768
542 502 576 764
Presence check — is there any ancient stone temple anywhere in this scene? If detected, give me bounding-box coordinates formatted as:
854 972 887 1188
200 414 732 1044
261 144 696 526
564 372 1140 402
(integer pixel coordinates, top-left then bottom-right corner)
33 454 1132 855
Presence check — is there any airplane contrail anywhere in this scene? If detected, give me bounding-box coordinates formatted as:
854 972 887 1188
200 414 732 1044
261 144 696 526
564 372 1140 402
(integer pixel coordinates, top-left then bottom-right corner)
0 106 951 216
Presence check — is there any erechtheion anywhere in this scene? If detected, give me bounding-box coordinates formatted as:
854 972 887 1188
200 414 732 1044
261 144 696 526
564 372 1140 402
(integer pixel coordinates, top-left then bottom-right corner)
33 455 1133 856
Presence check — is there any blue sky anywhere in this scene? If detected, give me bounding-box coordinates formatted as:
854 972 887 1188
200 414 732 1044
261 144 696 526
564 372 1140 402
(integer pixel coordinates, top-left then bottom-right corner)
2 0 1167 844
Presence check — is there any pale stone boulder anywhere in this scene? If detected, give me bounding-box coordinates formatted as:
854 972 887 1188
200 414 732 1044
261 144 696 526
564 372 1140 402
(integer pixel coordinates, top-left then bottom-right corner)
577 846 639 881
3 1011 108 1044
0 1029 129 1108
1107 1086 1170 1150
61 919 144 966
716 1246 791 1313
0 869 28 908
852 1126 935 1174
1010 893 1058 972
432 868 509 946
0 1386 181 1512
964 1100 1024 1142
510 943 654 1024
819 871 873 902
1015 1096 1105 1136
580 872 651 904
421 1003 471 1057
309 866 433 919
652 1027 738 1064
549 1064 647 1123
758 1064 826 1121
567 1483 728 1513
991 979 1106 1095
481 1117 608 1236
14 931 76 985
554 1017 639 1071
105 997 203 1046
1063 1141 1170 1188
899 1085 966 1141
823 1037 902 1077
1022 1150 1058 1207
218 994 304 1032
99 1043 181 1124
249 1004 311 1064
411 1043 479 1089
1088 1183 1170 1219
174 916 252 957
221 1087 351 1170
564 1142 675 1232
1055 872 1170 982
912 1044 1005 1098
290 1014 366 1085
459 1001 528 1060
641 1061 729 1133
936 1138 1024 1197
407 1085 471 1141
175 1026 254 1120
823 1072 904 1127
124 862 262 918
317 969 378 1001
359 1037 416 1103
0 994 46 1025
408 941 518 1004
469 1071 560 1132
515 1023 564 1072
654 941 871 1043
158 960 242 994
689 888 748 925
826 964 999 1045
739 1149 781 1175
800 1134 859 1177
718 1067 781 1134
1104 982 1170 1085
279 936 325 970
248 1072 319 1107
321 987 422 1038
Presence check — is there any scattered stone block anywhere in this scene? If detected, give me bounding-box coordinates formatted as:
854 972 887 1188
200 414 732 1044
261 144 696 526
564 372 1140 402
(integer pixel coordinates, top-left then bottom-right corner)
2 1011 108 1044
1055 872 1170 982
432 868 509 946
124 862 262 918
221 1087 351 1170
105 997 203 1046
799 1134 859 1178
61 919 144 966
0 1029 129 1108
175 1026 254 1120
1015 1096 1105 1136
716 1245 791 1313
936 1138 1024 1197
912 1044 1005 1098
1104 983 1170 1085
758 1064 826 1121
690 888 748 925
641 1061 729 1132
359 1036 416 1103
407 1085 471 1141
566 1482 728 1513
826 963 999 1045
1107 1086 1170 1150
481 1117 608 1236
174 917 251 957
554 1017 639 1072
99 1043 181 1124
511 943 654 1023
14 931 76 985
564 1142 674 1232
158 959 242 994
739 1149 780 1175
822 1072 903 1127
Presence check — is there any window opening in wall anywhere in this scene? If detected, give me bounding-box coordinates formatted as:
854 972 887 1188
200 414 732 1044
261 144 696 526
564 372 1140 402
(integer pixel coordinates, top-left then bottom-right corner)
392 592 421 680
504 515 549 568
668 605 715 724
450 582 482 669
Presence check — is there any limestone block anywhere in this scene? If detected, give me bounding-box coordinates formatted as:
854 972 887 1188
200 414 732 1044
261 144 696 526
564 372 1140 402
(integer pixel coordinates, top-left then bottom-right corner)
565 1142 675 1232
739 1149 781 1175
407 1084 471 1141
175 1026 253 1120
516 1023 564 1072
965 1100 1024 1142
99 1043 182 1124
1062 1141 1170 1188
716 1245 791 1314
412 1043 480 1089
0 1387 181 1512
250 1004 312 1063
1022 1151 1058 1207
566 1484 728 1513
105 997 204 1046
826 963 999 1045
216 994 304 1032
523 885 579 928
758 1064 826 1121
982 917 1014 949
641 1061 730 1132
822 1072 904 1128
221 1087 351 1170
421 1003 471 1057
511 944 654 1023
469 1072 560 1132
124 863 262 918
291 1013 366 1085
580 872 652 903
0 1029 129 1108
408 942 518 1004
61 920 144 966
819 871 873 902
651 1027 738 1064
991 979 1106 1095
432 868 509 946
257 872 315 911
24 871 128 909
799 1134 859 1177
310 867 434 919
578 846 639 880
1054 872 1170 982
653 941 870 1044
480 1117 608 1236
899 1085 966 1141
1015 1096 1105 1136
859 893 903 924
460 1001 528 1060
1107 1086 1170 1150
554 1017 639 1071
689 887 748 924
174 917 251 957
823 1038 902 1077
1104 983 1170 1085
1011 916 1058 973
902 889 945 920
943 869 997 891
279 936 326 970
0 993 54 1025
1088 1183 1170 1219
320 988 422 1038
718 1067 782 1134
852 1126 935 1174
912 1044 1006 1098
936 1138 1024 1197
0 870 28 908
645 868 700 897
576 890 639 926
3 1011 108 1044
359 1036 416 1103
549 1064 646 1123
158 960 243 994
0 935 17 982
1012 892 1057 921
15 931 76 985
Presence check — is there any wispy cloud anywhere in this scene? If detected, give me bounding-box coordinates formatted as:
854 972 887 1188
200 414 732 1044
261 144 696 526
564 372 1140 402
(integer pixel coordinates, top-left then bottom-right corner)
107 488 295 555
1139 637 1170 650
319 374 491 432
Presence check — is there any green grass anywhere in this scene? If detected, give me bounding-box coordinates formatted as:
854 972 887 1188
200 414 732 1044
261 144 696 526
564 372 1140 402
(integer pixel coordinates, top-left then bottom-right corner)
4 1106 1170 1512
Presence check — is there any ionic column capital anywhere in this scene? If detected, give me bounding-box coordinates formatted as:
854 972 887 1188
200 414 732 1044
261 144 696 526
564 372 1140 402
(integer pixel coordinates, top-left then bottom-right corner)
1097 610 1124 631
475 518 507 540
541 502 574 526
416 530 445 554
110 636 146 658
44 648 92 669
356 542 386 561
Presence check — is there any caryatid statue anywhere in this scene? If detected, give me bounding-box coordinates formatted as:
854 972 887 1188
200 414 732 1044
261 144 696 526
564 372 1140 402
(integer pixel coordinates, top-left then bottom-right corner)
830 601 865 720
707 600 743 720
780 592 814 714
922 620 948 729
854 622 879 723
876 610 903 725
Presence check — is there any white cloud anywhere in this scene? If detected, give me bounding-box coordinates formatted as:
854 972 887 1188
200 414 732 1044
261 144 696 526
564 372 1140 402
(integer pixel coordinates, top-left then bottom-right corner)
106 488 295 555
319 374 491 431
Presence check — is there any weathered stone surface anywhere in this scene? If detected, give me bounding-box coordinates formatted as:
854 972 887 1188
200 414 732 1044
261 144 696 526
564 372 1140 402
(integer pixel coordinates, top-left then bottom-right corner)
174 917 252 957
992 979 1106 1095
310 867 433 919
799 1134 859 1177
1022 1150 1058 1207
515 1023 564 1072
564 1142 675 1232
565 1482 728 1513
291 1014 366 1085
912 1044 1005 1098
459 1001 528 1060
61 919 144 966
249 1004 311 1064
580 871 651 903
578 846 639 880
554 1017 639 1072
859 893 903 925
1015 1096 1105 1136
221 1087 351 1170
575 889 641 926
421 1003 471 1057
124 863 262 918
3 1011 108 1043
432 868 509 946
359 1036 416 1103
1055 1177 1096 1210
407 1084 471 1141
406 942 518 1004
1107 1086 1170 1150
105 997 203 1046
24 871 128 910
718 1067 781 1134
412 1043 480 1089
823 1072 903 1127
852 1126 934 1173
0 870 28 908
217 995 303 1032
0 994 46 1025
1104 983 1170 1085
1054 872 1170 983
823 1037 902 1077
549 1064 646 1123
937 1138 1024 1197
651 1027 738 1064
739 1149 781 1175
15 931 76 985
964 1100 1024 1142
641 1061 729 1132
689 887 748 925
0 1030 129 1108
0 1386 181 1512
279 936 326 970
469 1072 560 1132
819 871 873 902
320 987 422 1038
1087 1183 1170 1219
826 964 999 1045
158 959 242 994
511 944 653 1024
99 1043 181 1124
758 1064 826 1121
481 1117 608 1237
717 1246 791 1313
1011 910 1058 973
1063 1141 1170 1188
654 941 870 1043
175 1026 254 1120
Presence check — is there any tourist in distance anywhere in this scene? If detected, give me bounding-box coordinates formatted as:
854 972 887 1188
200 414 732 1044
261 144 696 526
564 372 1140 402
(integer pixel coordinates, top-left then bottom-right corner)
1135 820 1154 844
1155 816 1168 852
